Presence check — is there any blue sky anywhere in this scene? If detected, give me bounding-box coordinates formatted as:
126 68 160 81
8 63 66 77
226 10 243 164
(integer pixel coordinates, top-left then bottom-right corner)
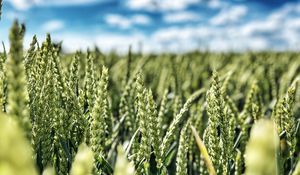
0 0 300 53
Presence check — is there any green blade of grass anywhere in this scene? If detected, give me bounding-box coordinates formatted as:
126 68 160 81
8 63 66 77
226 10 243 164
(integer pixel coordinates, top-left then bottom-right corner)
191 125 216 175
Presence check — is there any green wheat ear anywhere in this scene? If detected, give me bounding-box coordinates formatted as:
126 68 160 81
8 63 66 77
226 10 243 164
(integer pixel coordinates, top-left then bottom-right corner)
0 38 5 113
114 145 135 175
70 143 94 175
146 89 161 168
90 66 109 174
0 72 5 112
282 81 298 158
175 121 189 175
0 112 37 175
292 159 300 175
7 20 31 139
42 167 56 175
205 71 226 171
135 73 152 174
68 52 80 95
245 119 279 175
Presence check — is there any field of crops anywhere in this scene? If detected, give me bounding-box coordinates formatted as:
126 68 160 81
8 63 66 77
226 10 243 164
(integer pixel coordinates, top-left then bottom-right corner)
1 3 300 175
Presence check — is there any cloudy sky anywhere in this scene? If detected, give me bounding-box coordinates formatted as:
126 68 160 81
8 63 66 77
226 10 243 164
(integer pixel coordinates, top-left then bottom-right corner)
0 0 300 53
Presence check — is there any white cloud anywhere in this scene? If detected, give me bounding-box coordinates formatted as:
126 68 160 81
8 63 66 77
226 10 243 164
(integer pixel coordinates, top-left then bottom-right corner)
126 0 200 11
131 15 152 25
47 32 146 53
50 34 94 52
286 18 300 30
126 0 156 11
40 0 100 6
151 25 217 51
152 26 213 43
95 34 145 52
150 23 272 52
41 20 64 32
262 1 300 50
281 28 300 50
239 20 280 37
268 2 300 30
105 14 151 29
210 5 248 25
268 2 300 21
207 0 222 9
5 0 101 10
105 15 131 29
234 2 300 51
238 6 299 38
163 11 200 23
5 0 37 10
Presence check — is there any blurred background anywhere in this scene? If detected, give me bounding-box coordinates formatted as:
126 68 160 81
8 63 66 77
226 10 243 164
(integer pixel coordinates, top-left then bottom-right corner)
0 0 300 53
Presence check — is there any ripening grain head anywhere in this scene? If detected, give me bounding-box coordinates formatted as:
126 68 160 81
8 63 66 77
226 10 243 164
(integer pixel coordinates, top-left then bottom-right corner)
245 119 279 175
